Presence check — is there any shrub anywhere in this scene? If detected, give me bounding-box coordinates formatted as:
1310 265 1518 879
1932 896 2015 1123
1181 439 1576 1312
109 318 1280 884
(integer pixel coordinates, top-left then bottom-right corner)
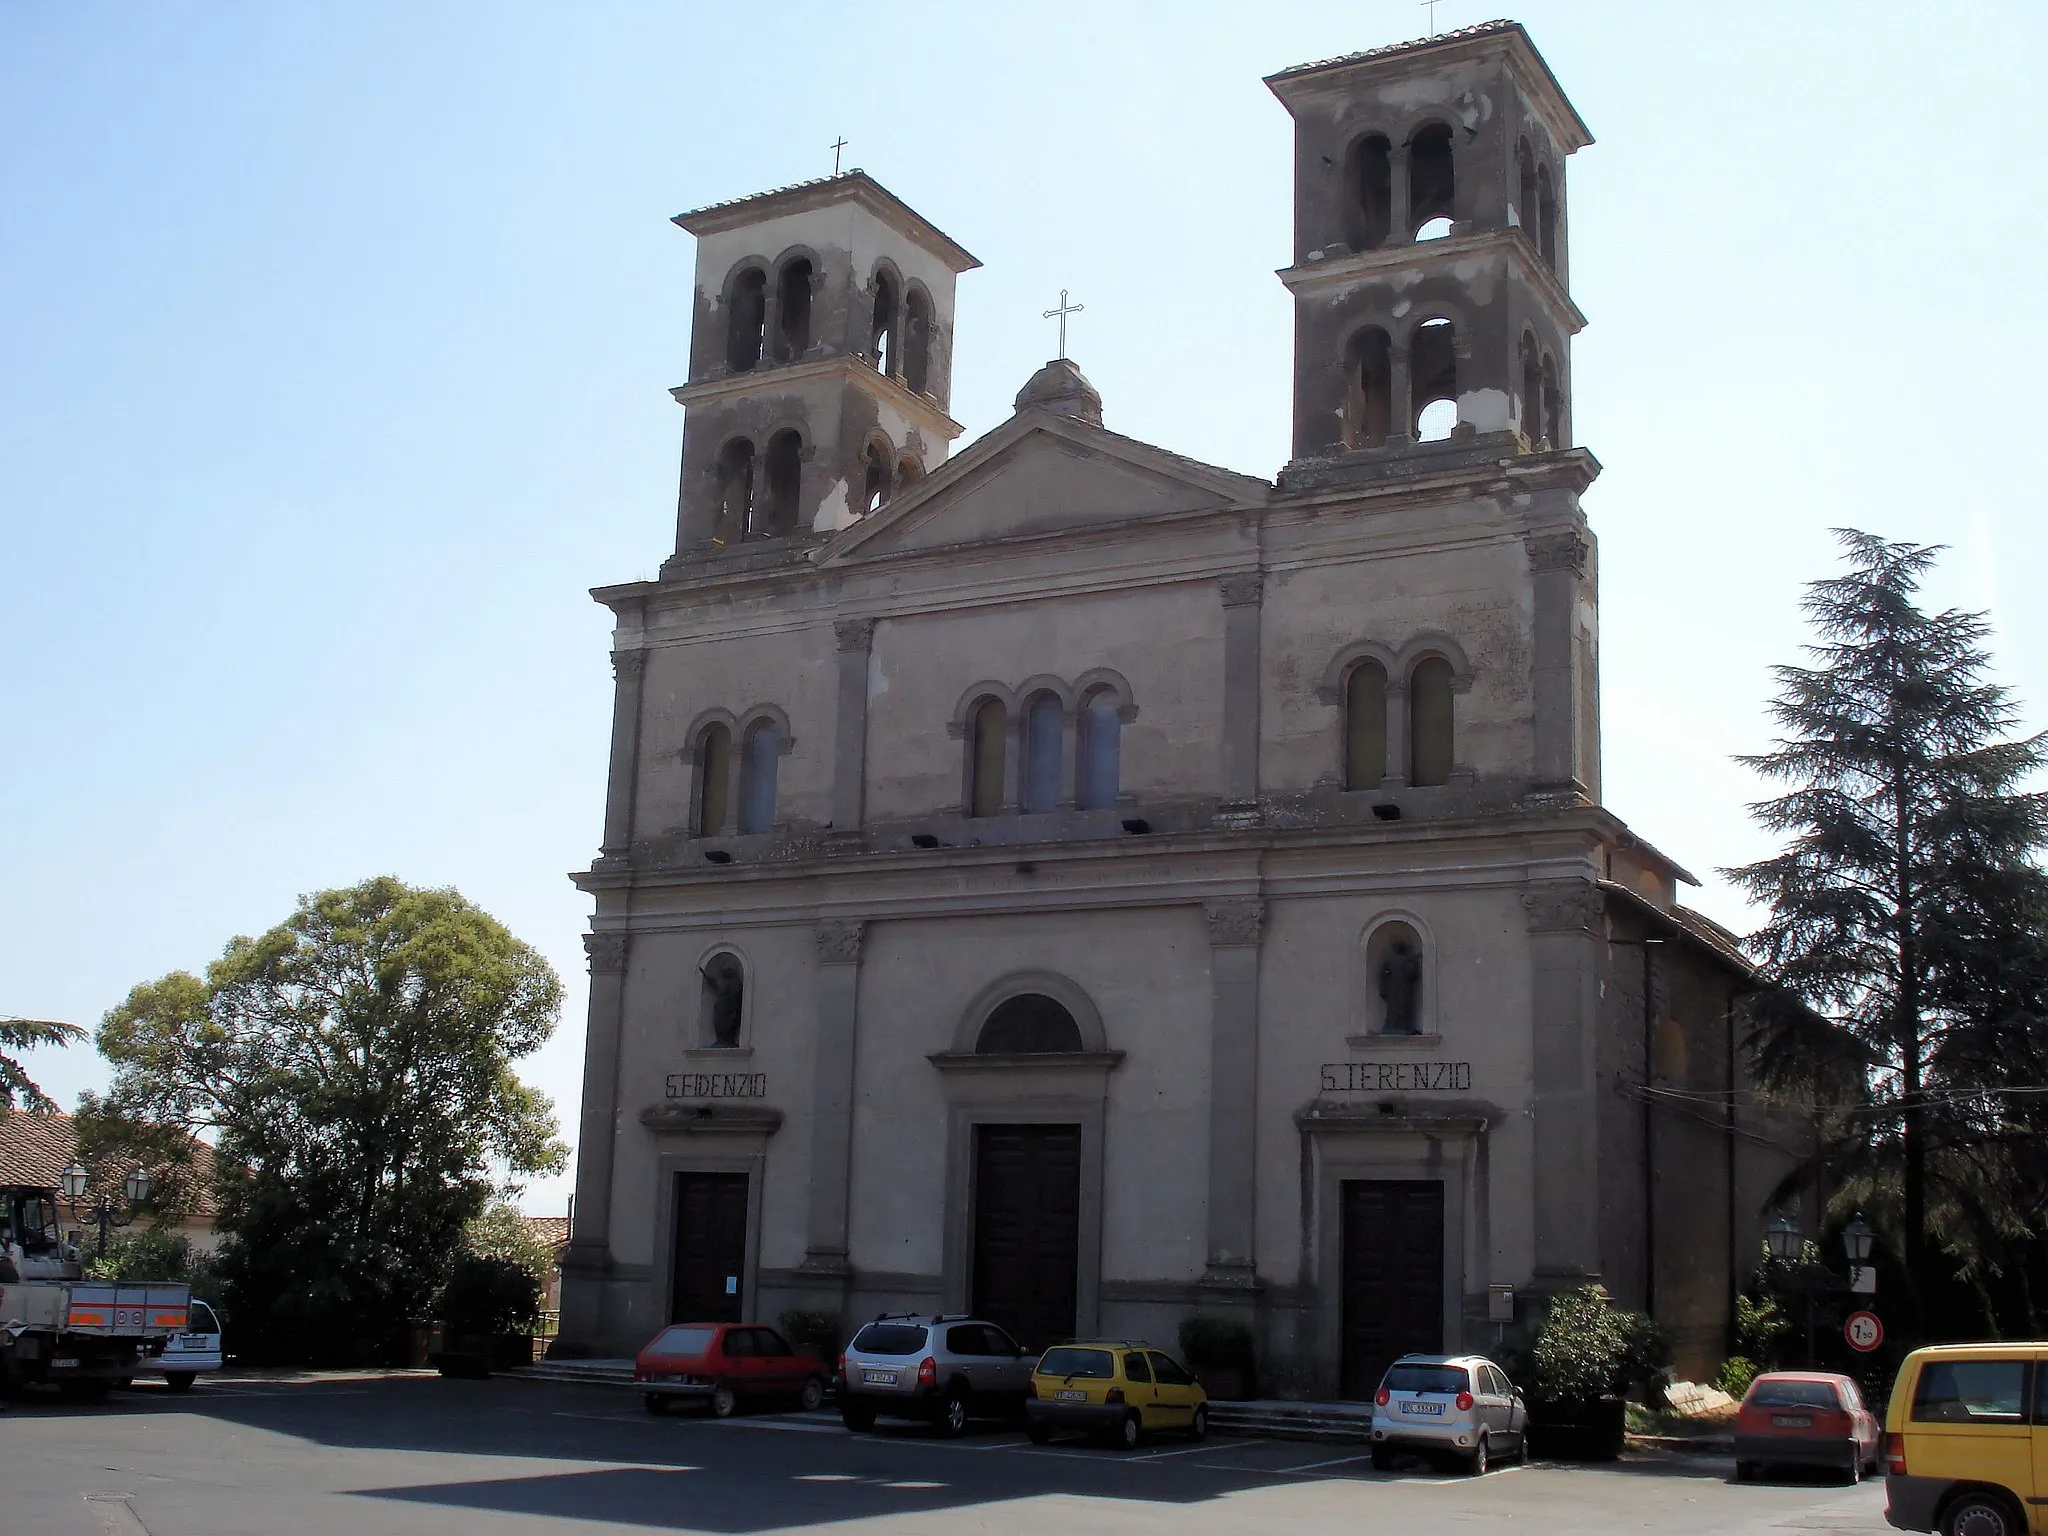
779 1309 842 1360
1518 1285 1671 1405
438 1255 541 1337
1718 1355 1760 1398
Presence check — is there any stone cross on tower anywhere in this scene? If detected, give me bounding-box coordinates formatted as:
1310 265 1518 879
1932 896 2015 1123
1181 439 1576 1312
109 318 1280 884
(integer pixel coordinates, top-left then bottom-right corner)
1042 289 1084 360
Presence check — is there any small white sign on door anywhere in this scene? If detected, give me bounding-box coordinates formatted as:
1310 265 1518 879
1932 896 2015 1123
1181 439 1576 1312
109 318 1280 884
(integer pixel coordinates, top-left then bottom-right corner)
725 1275 738 1295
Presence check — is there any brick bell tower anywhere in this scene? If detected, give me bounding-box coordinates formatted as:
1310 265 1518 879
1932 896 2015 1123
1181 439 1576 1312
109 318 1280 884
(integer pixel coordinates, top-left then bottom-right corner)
661 171 980 576
1266 22 1593 469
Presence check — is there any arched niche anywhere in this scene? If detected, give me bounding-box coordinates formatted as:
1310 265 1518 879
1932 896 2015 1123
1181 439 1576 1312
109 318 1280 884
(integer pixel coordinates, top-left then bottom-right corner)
950 972 1108 1056
1358 913 1438 1038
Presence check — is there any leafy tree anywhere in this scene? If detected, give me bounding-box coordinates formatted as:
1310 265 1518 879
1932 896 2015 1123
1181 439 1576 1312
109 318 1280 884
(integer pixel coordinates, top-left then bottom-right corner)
1729 530 2048 1306
95 877 565 1364
85 1229 223 1308
1 1015 84 1113
71 1092 205 1228
438 1255 542 1337
462 1200 557 1291
1511 1286 1670 1405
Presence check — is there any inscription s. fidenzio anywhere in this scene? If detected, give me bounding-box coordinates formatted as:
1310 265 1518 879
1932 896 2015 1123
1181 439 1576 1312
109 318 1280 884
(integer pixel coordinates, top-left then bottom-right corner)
665 1072 768 1100
1320 1061 1473 1093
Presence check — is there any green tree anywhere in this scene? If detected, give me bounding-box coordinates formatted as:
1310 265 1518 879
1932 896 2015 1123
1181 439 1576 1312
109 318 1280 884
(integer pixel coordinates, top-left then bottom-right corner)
95 877 566 1363
462 1200 557 1291
1 1015 84 1113
1728 530 2048 1304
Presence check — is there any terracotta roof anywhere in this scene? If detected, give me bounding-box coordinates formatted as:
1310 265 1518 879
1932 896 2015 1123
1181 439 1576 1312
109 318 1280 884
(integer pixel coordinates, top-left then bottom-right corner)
522 1215 570 1252
0 1111 218 1218
672 169 981 273
1267 19 1521 79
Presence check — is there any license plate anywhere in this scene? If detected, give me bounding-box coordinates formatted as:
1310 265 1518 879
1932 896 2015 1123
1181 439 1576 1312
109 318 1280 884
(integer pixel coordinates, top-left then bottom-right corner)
1772 1415 1812 1428
1400 1400 1446 1415
861 1370 897 1385
52 1358 81 1368
662 1374 685 1383
1054 1389 1089 1402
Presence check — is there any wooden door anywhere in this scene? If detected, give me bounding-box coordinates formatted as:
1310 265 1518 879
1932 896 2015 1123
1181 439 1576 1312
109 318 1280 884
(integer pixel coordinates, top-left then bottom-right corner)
970 1123 1081 1351
670 1171 749 1325
1338 1179 1445 1400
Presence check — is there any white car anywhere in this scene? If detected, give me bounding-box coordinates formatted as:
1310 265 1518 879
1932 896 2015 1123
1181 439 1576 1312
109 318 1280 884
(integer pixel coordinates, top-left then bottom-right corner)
1369 1353 1529 1474
145 1298 224 1391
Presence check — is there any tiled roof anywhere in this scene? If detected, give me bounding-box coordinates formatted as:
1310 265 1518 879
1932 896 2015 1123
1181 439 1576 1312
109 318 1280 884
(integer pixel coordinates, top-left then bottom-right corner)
676 169 861 221
0 1111 218 1218
522 1215 570 1252
1268 20 1521 80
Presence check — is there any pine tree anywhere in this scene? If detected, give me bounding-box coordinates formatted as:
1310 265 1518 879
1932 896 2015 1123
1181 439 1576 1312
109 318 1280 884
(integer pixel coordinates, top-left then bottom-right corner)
1728 530 2048 1305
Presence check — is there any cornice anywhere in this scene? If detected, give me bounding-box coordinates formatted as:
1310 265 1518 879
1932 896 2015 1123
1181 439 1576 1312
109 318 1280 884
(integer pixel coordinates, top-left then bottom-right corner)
1276 227 1587 334
669 354 965 442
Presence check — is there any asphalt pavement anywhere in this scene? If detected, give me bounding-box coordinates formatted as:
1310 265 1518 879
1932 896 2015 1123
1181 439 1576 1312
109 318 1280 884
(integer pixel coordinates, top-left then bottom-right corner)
11 1370 1892 1536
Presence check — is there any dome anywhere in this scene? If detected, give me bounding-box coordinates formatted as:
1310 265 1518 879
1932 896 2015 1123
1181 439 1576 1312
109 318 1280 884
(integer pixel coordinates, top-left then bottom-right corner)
1013 357 1103 425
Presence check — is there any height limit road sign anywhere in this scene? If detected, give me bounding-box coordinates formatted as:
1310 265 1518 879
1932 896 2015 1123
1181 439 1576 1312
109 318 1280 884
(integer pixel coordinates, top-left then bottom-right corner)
1846 1311 1885 1352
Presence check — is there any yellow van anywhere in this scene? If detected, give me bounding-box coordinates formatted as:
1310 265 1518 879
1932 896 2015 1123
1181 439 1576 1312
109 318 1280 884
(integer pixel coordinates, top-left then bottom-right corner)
1883 1343 2048 1536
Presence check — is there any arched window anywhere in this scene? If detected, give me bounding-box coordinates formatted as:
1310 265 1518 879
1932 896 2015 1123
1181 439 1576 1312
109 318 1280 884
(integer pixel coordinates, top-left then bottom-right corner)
1410 318 1457 442
1520 332 1543 448
861 438 893 513
870 271 898 376
1021 692 1062 814
1541 353 1562 449
726 267 766 372
1536 163 1558 270
976 993 1084 1054
775 258 813 361
696 724 732 835
699 952 745 1047
1408 122 1456 234
1345 327 1393 449
968 697 1006 817
1517 139 1538 240
1076 688 1121 810
713 438 755 544
757 430 802 536
902 288 933 395
738 717 780 833
1347 133 1393 251
1409 655 1455 787
1344 660 1388 790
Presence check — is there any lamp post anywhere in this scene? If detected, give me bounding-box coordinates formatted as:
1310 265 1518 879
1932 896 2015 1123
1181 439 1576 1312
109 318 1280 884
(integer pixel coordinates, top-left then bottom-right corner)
59 1161 151 1258
1764 1211 1870 1367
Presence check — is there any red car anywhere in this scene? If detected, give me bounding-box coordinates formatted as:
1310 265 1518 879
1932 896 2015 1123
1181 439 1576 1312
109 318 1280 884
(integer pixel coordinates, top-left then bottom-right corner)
634 1322 829 1418
1734 1371 1881 1482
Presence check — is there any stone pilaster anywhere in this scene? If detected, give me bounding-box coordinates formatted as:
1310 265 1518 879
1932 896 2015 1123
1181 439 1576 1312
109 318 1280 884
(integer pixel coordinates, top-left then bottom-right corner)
1218 573 1264 809
1522 878 1603 1283
600 649 648 856
560 928 629 1340
1526 530 1591 799
831 620 876 832
1202 897 1266 1288
802 921 868 1277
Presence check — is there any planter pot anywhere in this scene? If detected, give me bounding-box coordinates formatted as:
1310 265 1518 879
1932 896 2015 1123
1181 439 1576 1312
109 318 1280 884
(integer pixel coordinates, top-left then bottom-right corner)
428 1327 532 1379
1526 1397 1627 1461
1195 1366 1250 1401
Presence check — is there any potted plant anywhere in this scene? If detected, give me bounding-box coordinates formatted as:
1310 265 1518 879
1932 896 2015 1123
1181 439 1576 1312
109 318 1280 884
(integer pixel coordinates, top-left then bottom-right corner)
1179 1315 1257 1401
430 1256 543 1378
1508 1286 1670 1460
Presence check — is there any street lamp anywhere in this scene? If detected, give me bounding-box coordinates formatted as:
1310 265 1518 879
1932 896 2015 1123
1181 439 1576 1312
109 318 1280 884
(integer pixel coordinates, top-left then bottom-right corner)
1843 1214 1875 1267
59 1160 152 1257
1765 1210 1803 1263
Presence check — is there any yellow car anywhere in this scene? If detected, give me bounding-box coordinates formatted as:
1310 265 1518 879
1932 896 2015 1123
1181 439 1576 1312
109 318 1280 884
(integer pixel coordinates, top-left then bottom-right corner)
1025 1341 1209 1449
1883 1341 2048 1536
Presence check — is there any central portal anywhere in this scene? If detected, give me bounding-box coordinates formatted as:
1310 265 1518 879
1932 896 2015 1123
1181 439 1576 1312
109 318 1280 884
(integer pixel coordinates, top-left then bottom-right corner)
670 1170 748 1325
970 1123 1081 1350
1339 1178 1445 1399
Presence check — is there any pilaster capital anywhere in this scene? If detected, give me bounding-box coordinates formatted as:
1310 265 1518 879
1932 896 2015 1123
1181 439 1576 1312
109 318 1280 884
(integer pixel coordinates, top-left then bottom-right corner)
1204 898 1267 948
583 931 630 973
610 648 648 680
833 618 877 653
1521 879 1604 935
814 921 867 965
1218 572 1265 609
1524 530 1591 577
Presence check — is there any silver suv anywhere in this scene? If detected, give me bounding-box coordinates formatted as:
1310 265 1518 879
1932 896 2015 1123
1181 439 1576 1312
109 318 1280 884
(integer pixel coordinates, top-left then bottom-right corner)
837 1314 1035 1436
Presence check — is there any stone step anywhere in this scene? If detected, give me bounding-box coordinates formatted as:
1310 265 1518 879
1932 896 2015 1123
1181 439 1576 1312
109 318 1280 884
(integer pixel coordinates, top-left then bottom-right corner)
513 1359 637 1386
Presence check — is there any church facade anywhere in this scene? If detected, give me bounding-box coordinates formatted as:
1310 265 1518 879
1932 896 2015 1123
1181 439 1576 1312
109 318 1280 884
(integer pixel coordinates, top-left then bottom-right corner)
559 22 1794 1393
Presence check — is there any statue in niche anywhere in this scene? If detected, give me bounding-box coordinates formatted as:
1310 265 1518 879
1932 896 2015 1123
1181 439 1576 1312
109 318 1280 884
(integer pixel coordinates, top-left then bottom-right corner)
1378 938 1423 1035
701 957 745 1047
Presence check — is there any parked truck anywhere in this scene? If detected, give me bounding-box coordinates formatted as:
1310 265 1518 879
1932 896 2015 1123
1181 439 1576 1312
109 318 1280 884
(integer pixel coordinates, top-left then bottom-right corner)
0 1182 191 1402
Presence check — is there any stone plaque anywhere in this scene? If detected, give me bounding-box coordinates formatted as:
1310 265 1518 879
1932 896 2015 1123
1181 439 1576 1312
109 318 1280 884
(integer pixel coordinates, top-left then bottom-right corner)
666 1071 768 1100
1320 1060 1473 1093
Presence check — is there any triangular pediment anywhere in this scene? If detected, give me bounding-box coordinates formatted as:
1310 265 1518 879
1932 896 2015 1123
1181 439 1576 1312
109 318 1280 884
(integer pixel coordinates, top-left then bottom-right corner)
818 412 1269 564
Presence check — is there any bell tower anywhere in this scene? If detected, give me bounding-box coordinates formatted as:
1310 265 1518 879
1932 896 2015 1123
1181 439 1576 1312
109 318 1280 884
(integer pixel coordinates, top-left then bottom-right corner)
662 172 980 574
1265 22 1592 468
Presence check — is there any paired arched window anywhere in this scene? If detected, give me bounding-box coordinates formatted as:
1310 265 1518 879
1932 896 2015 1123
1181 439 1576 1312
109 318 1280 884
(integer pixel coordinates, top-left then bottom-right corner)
1409 656 1455 787
896 455 925 494
738 717 781 833
1411 317 1457 441
968 697 1006 818
1076 689 1121 810
870 270 898 376
1408 122 1455 235
1021 692 1063 814
1344 660 1388 790
1535 164 1558 270
1344 326 1393 450
1347 133 1394 251
976 993 1084 1054
726 267 767 372
699 951 745 1047
861 436 894 514
714 438 756 544
902 288 933 395
775 258 813 361
1519 332 1563 450
695 724 732 835
757 429 802 536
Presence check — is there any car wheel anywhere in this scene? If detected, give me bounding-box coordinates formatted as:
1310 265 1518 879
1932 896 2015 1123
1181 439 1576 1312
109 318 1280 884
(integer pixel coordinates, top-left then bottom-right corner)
1027 1423 1052 1445
936 1387 970 1438
643 1393 668 1415
1467 1435 1490 1476
1187 1405 1208 1442
799 1376 826 1412
1942 1493 2021 1536
840 1402 876 1433
1115 1412 1142 1451
709 1383 738 1419
164 1373 196 1394
1370 1443 1396 1472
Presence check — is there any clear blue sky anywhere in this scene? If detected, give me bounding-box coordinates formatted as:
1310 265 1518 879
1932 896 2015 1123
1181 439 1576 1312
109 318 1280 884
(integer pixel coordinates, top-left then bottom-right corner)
6 2 2045 1215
